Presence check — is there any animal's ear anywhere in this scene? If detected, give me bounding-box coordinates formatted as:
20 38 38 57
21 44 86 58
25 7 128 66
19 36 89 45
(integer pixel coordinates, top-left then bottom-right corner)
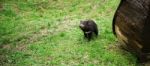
79 23 84 27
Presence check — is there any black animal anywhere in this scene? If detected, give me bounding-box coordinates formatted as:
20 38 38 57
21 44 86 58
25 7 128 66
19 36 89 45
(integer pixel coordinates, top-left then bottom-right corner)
79 20 98 41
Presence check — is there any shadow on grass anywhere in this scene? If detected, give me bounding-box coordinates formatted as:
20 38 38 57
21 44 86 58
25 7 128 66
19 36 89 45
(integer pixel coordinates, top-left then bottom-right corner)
107 42 139 65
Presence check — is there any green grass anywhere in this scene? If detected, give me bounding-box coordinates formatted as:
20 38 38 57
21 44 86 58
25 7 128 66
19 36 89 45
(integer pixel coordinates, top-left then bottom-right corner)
0 0 137 66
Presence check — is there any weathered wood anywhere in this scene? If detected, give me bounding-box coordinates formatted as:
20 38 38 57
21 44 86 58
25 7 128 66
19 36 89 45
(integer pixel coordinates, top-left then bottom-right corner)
113 0 150 62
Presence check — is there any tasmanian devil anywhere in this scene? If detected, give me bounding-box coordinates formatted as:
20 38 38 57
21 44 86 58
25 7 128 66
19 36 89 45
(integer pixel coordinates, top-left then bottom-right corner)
79 20 98 41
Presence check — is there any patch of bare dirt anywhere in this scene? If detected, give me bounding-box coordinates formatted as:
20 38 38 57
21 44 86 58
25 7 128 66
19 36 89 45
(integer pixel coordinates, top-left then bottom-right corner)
48 16 78 35
0 3 3 11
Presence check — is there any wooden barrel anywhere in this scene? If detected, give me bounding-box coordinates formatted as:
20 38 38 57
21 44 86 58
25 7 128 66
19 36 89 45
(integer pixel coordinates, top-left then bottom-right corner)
113 0 150 62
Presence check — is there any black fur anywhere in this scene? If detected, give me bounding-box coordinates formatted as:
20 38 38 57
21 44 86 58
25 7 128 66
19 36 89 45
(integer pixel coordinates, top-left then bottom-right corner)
79 20 98 41
112 0 125 36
